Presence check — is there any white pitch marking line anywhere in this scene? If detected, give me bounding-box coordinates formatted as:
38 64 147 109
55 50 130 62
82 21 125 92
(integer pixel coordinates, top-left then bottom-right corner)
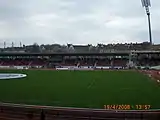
87 79 96 89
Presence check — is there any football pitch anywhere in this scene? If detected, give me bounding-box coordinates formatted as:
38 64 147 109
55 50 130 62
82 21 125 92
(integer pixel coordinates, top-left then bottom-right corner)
0 69 160 110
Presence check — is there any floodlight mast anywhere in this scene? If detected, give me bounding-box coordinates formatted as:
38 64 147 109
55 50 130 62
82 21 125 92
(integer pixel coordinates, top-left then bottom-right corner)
141 0 152 45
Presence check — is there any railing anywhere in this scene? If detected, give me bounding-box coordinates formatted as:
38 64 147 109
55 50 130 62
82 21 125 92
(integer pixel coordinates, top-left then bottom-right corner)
0 103 160 120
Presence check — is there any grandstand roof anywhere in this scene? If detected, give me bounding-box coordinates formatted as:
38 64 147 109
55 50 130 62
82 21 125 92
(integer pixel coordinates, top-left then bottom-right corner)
0 52 130 56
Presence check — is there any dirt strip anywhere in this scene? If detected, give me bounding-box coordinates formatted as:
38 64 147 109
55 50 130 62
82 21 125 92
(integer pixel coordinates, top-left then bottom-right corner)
139 70 160 85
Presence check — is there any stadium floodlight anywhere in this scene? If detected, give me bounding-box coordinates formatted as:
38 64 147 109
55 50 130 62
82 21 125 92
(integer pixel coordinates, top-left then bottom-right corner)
141 0 152 45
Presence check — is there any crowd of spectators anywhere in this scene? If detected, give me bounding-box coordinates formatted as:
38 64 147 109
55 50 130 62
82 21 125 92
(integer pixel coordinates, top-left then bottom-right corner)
0 57 128 68
0 54 159 68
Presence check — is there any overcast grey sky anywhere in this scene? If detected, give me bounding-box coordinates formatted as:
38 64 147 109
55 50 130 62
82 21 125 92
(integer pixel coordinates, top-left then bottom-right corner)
0 0 159 46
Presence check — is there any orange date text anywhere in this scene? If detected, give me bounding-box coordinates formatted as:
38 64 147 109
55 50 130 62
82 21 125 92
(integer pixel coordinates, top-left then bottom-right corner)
104 104 151 110
104 104 131 110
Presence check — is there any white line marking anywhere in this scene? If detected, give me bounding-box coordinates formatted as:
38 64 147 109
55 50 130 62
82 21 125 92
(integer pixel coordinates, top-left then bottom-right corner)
87 79 96 89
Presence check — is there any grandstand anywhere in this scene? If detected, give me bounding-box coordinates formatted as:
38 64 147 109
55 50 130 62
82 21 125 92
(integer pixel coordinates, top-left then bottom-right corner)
0 42 160 119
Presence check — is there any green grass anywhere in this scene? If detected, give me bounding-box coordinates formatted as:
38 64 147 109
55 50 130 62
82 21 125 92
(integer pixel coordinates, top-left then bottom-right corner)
0 69 159 110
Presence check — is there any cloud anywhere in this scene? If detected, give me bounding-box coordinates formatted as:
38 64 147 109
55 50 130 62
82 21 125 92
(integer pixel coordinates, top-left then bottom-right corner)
0 0 159 47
